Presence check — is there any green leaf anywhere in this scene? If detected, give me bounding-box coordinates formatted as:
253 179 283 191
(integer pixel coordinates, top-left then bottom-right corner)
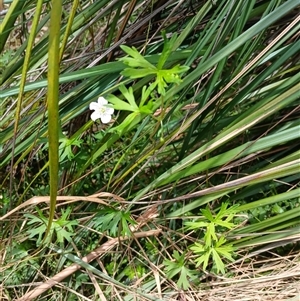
139 102 153 115
172 250 184 263
110 111 141 135
25 208 77 246
185 221 208 230
119 45 156 70
25 212 49 245
205 222 217 246
177 266 192 290
93 208 136 237
191 243 211 270
211 248 225 274
201 207 214 222
119 85 139 110
119 40 189 97
214 219 235 229
121 68 156 78
139 85 152 107
53 224 74 243
120 211 137 236
164 260 181 278
107 94 136 112
157 31 177 70
27 224 48 245
163 251 195 290
59 135 82 161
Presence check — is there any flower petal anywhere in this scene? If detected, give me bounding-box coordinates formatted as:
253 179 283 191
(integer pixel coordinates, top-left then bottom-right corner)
89 102 100 110
106 107 114 114
100 114 112 124
97 97 108 105
91 111 101 121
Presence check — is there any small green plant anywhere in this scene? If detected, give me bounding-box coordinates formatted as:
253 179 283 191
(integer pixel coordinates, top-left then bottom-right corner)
190 236 235 274
92 207 137 237
0 241 39 285
25 207 78 246
0 49 14 74
185 203 238 274
89 33 189 135
74 273 89 290
106 84 154 134
163 250 196 290
58 132 83 162
119 32 189 96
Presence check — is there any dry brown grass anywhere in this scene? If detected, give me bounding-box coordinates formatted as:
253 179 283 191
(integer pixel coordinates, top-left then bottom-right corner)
167 252 300 301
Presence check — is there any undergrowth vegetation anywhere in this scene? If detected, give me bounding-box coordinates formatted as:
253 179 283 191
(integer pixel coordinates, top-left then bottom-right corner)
0 0 299 300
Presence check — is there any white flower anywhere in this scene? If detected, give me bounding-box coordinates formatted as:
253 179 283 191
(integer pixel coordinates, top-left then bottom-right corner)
89 97 114 124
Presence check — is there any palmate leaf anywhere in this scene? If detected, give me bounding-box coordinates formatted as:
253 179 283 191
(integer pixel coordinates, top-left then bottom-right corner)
139 101 153 114
26 220 48 245
191 237 235 274
163 259 182 278
121 68 157 78
119 45 156 70
214 219 235 229
93 208 136 237
106 84 154 134
157 31 177 70
161 65 189 83
215 237 235 261
154 65 189 95
205 222 217 246
186 204 237 249
107 94 136 112
152 73 168 96
211 248 226 274
119 85 139 110
191 243 211 271
59 135 83 161
216 203 238 220
185 220 208 230
119 40 189 96
54 208 78 243
177 266 194 290
25 208 77 246
164 251 195 290
25 208 49 245
211 237 235 274
201 203 237 229
201 207 214 221
53 224 75 244
139 85 153 107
